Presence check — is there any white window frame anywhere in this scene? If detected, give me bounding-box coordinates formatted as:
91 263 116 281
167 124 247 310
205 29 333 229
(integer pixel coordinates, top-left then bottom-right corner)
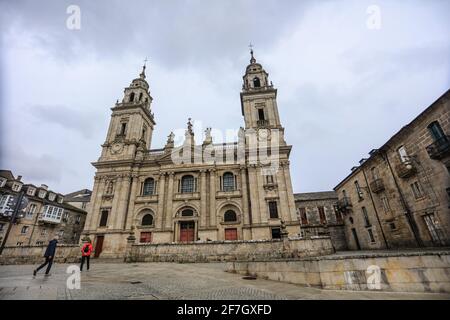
26 203 37 219
397 146 409 163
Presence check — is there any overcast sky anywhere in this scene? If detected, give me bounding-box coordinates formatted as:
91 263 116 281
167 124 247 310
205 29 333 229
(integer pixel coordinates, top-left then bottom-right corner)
0 0 449 195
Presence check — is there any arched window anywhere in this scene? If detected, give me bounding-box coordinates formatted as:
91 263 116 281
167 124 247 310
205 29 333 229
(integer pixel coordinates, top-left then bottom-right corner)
143 178 155 196
222 172 235 191
141 213 153 226
129 92 135 102
224 210 237 222
181 175 195 193
106 181 114 195
181 208 194 217
253 77 261 88
138 92 143 101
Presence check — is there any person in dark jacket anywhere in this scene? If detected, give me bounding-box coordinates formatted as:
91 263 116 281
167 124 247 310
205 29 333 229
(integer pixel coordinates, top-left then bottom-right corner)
33 236 58 276
80 240 93 271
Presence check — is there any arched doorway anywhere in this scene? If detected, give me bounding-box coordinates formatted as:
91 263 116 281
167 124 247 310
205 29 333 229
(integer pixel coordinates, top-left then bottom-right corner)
176 207 197 243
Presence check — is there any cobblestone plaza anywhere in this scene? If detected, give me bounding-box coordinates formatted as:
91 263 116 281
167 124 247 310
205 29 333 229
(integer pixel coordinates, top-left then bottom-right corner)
1 262 449 300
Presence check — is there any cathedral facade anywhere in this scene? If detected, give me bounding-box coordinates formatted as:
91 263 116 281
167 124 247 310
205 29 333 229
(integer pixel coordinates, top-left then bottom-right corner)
82 52 300 258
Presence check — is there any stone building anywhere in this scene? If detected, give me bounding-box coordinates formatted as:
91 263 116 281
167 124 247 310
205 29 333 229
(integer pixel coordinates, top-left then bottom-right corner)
0 170 87 246
83 51 300 258
64 189 92 213
294 191 347 250
334 89 450 250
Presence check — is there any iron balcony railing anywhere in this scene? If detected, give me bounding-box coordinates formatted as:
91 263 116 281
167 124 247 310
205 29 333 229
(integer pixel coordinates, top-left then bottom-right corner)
395 161 417 179
337 197 352 212
426 135 450 160
369 178 385 193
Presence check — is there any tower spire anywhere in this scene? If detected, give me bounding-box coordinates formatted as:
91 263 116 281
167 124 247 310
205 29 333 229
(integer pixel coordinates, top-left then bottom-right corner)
249 43 256 64
140 57 148 79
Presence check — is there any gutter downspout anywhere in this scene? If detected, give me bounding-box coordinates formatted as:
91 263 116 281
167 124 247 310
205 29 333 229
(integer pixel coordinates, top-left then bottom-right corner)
361 167 389 249
381 150 423 247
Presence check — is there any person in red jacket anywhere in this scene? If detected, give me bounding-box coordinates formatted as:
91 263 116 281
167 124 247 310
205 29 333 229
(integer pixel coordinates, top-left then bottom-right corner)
80 240 93 271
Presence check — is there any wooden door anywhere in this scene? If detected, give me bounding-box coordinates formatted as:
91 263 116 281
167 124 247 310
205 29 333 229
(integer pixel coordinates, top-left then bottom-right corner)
94 235 104 258
140 232 152 243
180 221 195 242
225 228 238 241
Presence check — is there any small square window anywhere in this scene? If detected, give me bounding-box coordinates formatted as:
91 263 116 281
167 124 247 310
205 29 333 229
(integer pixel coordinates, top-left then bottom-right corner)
271 228 281 239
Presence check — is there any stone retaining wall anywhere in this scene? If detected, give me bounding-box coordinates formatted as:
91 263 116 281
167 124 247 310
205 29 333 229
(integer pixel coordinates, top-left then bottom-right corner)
0 245 81 265
227 250 450 294
126 237 334 263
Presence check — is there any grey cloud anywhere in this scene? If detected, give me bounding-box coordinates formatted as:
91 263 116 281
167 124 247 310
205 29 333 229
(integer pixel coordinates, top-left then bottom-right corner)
28 105 101 139
1 0 449 194
0 145 63 185
0 0 311 68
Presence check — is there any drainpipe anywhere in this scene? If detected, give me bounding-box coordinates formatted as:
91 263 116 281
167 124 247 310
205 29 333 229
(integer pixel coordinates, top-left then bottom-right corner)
381 150 423 247
361 167 389 249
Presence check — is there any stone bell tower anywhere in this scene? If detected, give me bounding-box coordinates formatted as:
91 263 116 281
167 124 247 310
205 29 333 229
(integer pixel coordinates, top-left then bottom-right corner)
240 49 286 147
99 64 156 162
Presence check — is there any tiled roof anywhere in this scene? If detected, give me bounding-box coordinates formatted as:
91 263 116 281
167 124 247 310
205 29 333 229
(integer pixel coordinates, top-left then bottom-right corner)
0 170 15 181
64 189 92 202
294 191 337 201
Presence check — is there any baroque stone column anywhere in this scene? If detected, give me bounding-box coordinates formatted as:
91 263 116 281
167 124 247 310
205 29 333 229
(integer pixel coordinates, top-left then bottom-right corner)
256 165 268 223
200 169 207 227
85 175 102 231
276 164 291 223
208 168 216 227
282 161 298 222
113 175 129 230
165 172 175 229
156 172 166 229
247 164 261 224
240 165 250 225
124 174 139 230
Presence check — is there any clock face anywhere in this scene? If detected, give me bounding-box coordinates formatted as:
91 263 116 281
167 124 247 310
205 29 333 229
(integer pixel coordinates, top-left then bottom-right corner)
257 128 270 141
111 143 123 154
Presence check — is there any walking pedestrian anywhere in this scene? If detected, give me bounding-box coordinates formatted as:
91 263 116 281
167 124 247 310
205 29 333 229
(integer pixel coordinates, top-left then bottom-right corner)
80 239 93 271
33 236 58 276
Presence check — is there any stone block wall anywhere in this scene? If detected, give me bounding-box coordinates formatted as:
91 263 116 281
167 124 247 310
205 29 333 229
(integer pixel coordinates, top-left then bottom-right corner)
227 250 450 293
126 237 334 263
0 245 81 265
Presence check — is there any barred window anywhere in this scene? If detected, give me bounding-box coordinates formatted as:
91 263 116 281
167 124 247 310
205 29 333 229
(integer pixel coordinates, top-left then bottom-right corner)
181 175 195 193
223 172 235 191
143 178 155 195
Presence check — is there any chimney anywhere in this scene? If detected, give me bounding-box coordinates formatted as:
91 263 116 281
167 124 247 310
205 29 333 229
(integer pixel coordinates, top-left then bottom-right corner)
17 175 22 181
41 184 48 190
